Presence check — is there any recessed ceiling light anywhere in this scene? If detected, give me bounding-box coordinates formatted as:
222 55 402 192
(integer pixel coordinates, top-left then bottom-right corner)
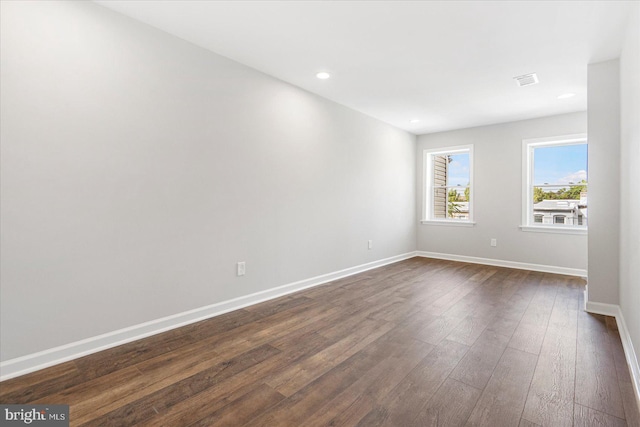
409 119 421 124
557 93 576 99
316 72 331 80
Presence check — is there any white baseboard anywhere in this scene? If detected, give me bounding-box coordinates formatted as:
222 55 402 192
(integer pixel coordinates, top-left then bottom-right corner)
585 301 640 415
0 251 416 382
416 251 587 277
584 300 619 317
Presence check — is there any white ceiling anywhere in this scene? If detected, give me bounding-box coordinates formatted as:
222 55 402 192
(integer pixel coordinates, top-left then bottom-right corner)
94 1 635 135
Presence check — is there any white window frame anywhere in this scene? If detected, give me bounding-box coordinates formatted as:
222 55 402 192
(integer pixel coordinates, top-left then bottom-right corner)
421 144 475 226
520 134 588 235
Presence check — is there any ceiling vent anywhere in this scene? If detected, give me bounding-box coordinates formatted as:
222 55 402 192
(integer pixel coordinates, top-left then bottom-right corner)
513 73 539 87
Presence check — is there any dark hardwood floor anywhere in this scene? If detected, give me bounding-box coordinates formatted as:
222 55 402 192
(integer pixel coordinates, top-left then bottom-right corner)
1 257 639 426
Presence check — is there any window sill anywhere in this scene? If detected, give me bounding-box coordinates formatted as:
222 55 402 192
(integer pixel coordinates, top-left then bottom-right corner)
519 225 588 235
421 220 476 227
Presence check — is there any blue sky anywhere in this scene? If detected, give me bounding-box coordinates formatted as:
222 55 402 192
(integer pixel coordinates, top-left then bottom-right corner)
533 144 588 185
444 145 587 188
447 153 470 187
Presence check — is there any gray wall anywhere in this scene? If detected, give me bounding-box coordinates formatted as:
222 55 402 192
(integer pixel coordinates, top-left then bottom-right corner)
0 1 416 361
619 4 640 372
587 60 621 306
416 113 588 270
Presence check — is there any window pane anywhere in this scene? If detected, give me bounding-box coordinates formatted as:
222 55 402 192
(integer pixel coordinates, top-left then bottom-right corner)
447 153 470 187
532 185 587 226
533 144 587 186
447 186 469 219
426 147 472 222
531 143 587 227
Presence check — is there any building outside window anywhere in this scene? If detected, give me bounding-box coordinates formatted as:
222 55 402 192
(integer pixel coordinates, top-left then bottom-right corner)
423 145 473 224
521 134 587 233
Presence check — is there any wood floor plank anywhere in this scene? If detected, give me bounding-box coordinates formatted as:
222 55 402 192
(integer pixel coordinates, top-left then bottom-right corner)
46 331 223 412
407 378 482 427
485 315 520 338
264 302 370 349
508 323 548 355
32 365 143 407
618 380 640 427
1 258 631 427
507 280 557 356
546 293 579 339
200 300 340 361
518 418 541 427
72 334 330 423
69 342 225 423
73 308 261 380
0 361 78 400
446 314 496 346
500 291 535 322
356 405 391 427
427 276 486 314
243 295 315 318
575 325 625 419
608 320 640 425
0 367 86 404
247 331 408 427
574 404 627 427
521 331 576 426
450 329 510 390
186 383 284 427
131 332 332 427
374 339 469 426
304 335 434 427
317 301 395 341
465 347 538 427
265 317 394 396
365 297 424 323
178 307 266 342
79 344 280 426
577 304 609 334
409 313 468 345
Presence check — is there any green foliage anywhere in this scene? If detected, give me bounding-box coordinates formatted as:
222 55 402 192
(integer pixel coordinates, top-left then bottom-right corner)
447 201 460 217
534 180 587 203
447 189 459 217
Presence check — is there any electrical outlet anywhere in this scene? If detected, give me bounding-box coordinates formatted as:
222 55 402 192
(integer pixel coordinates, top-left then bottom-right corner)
368 240 373 250
237 261 246 276
490 238 497 247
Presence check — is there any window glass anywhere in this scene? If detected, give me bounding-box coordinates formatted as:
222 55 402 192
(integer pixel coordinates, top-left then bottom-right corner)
424 146 473 222
525 140 587 229
554 215 566 224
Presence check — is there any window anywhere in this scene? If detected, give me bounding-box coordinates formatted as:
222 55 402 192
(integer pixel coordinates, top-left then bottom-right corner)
423 145 473 224
521 134 587 233
554 215 566 224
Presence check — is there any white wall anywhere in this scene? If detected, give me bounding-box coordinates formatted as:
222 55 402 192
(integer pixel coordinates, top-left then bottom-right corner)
416 112 588 270
0 1 416 362
587 60 621 306
619 3 640 375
